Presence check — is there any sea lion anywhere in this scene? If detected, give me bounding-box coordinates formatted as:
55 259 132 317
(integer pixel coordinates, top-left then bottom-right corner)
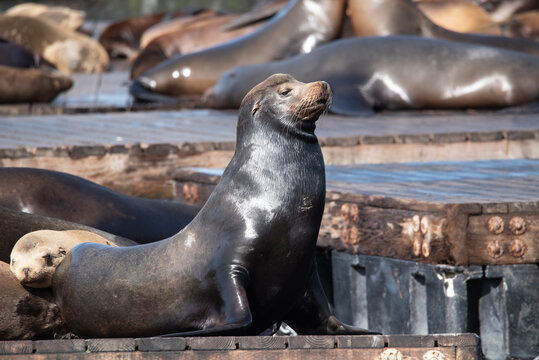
131 13 266 79
0 167 200 243
0 205 133 267
347 0 539 57
416 1 501 34
130 0 345 102
0 64 72 103
0 261 68 340
5 2 86 30
0 15 109 73
204 36 539 115
10 230 122 288
99 9 203 58
52 74 377 338
0 39 53 69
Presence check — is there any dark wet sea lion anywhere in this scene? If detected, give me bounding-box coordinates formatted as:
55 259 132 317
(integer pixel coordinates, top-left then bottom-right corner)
0 168 200 243
130 0 345 101
0 15 109 73
0 206 134 264
204 36 539 115
0 65 72 103
53 74 377 338
131 13 266 79
0 39 53 69
347 0 539 57
0 261 68 340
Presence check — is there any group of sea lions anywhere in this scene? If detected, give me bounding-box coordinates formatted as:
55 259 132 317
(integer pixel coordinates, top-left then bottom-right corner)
0 74 382 339
0 3 107 103
125 0 539 114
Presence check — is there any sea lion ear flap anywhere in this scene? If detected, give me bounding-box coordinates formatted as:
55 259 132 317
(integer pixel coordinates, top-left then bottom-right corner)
251 103 260 116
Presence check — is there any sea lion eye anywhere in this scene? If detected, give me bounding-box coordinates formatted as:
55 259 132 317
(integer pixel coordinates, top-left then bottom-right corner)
280 89 291 96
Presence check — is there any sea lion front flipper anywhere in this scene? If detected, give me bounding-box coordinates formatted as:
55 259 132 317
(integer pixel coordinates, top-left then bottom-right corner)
162 264 252 337
329 82 375 117
283 261 380 335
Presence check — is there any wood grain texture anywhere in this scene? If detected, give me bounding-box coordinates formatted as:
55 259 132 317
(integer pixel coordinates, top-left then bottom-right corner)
171 160 538 265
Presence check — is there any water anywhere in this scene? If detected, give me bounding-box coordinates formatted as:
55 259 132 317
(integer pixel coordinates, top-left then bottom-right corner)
0 0 265 20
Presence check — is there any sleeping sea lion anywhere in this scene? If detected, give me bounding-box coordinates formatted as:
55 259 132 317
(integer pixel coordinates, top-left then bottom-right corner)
204 36 539 115
347 0 539 57
129 0 345 101
0 167 200 243
10 230 124 288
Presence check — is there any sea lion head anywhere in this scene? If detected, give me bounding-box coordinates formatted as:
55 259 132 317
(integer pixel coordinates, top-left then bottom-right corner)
237 73 331 143
10 230 71 288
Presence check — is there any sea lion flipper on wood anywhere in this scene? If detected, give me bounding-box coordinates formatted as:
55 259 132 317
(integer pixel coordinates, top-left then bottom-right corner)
163 264 252 337
283 261 380 335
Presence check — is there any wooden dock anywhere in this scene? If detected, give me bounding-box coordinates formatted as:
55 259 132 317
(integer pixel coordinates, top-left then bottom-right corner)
0 334 480 359
1 110 537 197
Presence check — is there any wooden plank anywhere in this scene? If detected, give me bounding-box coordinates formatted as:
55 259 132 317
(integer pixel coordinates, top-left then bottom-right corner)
0 341 32 355
137 338 186 352
186 337 238 351
288 336 335 349
86 338 136 352
238 337 287 350
34 339 86 354
0 348 461 360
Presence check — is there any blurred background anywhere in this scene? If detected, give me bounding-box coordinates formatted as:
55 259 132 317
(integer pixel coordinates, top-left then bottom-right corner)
0 0 265 20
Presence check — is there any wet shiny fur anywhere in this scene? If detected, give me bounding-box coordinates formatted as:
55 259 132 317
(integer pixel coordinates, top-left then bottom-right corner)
53 74 377 338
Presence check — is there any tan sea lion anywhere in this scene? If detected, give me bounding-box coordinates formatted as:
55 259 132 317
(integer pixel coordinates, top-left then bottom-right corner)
131 13 266 79
0 64 72 103
130 0 346 101
139 10 219 49
347 0 539 57
6 2 86 30
10 230 125 288
0 15 109 73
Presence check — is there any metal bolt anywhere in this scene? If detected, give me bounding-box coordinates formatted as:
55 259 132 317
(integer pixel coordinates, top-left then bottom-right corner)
343 225 360 246
423 350 446 360
509 239 527 257
182 184 199 203
349 204 359 223
412 215 421 233
421 240 430 258
381 348 402 360
487 240 504 258
487 216 504 235
420 216 430 235
509 217 526 235
340 203 350 220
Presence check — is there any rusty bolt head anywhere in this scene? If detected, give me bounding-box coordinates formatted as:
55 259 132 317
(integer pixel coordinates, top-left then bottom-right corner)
381 348 402 360
487 240 504 258
340 203 350 220
509 217 526 235
509 239 527 258
349 204 359 223
343 225 360 246
412 215 421 233
421 241 430 258
182 184 199 203
412 234 422 257
420 216 430 235
487 216 504 235
423 350 446 360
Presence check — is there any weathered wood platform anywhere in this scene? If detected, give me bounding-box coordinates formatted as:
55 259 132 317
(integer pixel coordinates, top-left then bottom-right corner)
172 159 539 266
1 110 537 197
0 334 480 359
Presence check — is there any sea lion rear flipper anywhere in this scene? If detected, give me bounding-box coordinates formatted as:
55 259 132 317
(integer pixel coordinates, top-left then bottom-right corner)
329 83 375 117
283 261 381 335
162 264 252 337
